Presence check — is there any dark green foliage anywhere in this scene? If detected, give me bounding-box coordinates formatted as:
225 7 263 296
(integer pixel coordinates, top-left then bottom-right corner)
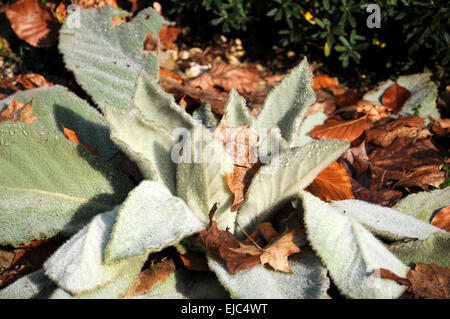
165 0 449 79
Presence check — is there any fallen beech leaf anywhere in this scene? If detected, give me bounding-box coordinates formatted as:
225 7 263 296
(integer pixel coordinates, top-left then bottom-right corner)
180 252 210 271
366 116 431 147
382 83 411 113
431 206 450 232
160 75 228 114
306 161 354 202
124 258 175 297
259 229 307 273
0 74 53 98
160 68 182 84
378 268 411 286
159 26 182 50
213 116 259 167
369 137 445 190
0 238 61 289
189 63 262 95
230 229 307 273
356 100 391 121
198 207 260 275
60 122 98 156
335 89 363 107
5 0 60 48
312 74 339 90
431 118 450 136
225 163 261 212
405 263 450 299
0 98 37 124
308 116 368 142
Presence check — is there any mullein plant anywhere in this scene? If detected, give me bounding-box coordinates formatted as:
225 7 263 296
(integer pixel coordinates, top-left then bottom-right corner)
0 6 448 299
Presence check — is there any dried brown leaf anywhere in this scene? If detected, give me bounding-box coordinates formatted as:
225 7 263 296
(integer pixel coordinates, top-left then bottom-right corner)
0 98 37 124
381 83 411 113
306 161 354 202
308 116 368 142
312 74 339 90
5 0 60 48
225 163 261 212
189 63 262 95
431 206 450 232
366 116 431 147
405 263 450 299
213 116 259 167
60 122 98 156
123 258 175 297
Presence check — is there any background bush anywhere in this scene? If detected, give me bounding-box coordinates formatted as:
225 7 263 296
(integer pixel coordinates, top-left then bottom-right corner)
164 0 449 84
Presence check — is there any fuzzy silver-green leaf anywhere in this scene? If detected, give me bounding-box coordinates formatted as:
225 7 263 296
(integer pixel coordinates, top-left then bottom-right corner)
105 181 205 262
254 57 315 144
330 199 444 241
301 191 409 299
59 6 164 109
0 122 132 246
236 139 349 234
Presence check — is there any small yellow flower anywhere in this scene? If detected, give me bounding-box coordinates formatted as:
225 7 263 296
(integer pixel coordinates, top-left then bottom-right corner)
300 10 316 25
324 42 331 56
375 40 386 48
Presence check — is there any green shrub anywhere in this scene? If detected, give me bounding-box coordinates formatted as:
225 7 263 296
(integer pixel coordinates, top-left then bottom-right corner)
166 0 449 79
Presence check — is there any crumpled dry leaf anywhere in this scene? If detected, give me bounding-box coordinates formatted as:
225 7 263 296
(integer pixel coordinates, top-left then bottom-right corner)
431 206 450 232
226 163 261 212
198 207 261 275
60 122 98 156
123 258 176 297
159 26 182 50
199 210 306 274
335 89 363 107
356 100 391 122
382 83 411 113
0 74 53 99
431 118 450 136
366 116 431 148
306 161 354 202
403 263 450 299
230 228 307 273
5 0 60 48
308 116 368 142
189 63 263 95
369 137 445 190
213 116 259 167
312 74 339 90
0 98 37 124
160 75 228 114
0 238 61 289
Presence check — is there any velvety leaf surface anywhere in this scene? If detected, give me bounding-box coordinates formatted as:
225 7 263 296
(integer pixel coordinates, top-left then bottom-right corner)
0 86 118 160
208 250 330 299
0 121 132 246
394 188 450 222
105 181 205 262
59 6 164 109
254 57 315 144
224 88 253 127
301 191 409 299
176 125 235 230
330 199 444 241
389 232 450 267
44 209 147 295
236 139 349 234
